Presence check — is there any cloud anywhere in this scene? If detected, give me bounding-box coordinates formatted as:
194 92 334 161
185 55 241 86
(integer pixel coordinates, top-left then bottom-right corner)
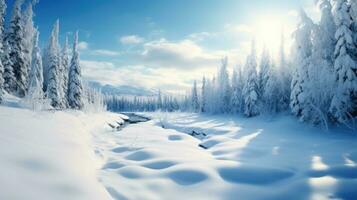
188 32 214 41
81 60 194 93
78 41 89 50
119 35 144 45
141 38 222 70
91 49 120 56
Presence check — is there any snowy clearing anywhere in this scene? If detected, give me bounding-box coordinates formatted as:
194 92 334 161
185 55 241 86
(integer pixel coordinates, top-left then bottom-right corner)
95 112 357 200
2 101 357 200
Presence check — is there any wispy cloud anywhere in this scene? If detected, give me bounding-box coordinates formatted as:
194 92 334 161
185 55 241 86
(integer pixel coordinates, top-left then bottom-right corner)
119 35 145 45
91 49 120 56
78 41 89 50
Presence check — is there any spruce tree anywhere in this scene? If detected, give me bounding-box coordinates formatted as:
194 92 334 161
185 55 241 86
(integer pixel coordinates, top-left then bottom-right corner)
201 76 207 112
46 20 62 108
27 30 43 101
243 40 260 117
22 2 35 78
61 35 70 106
290 10 314 119
258 46 270 100
6 0 27 97
0 0 5 103
329 0 357 123
191 80 199 112
67 31 84 110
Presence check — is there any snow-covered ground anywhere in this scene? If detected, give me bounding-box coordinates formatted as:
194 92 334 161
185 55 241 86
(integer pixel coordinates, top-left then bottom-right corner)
0 97 122 200
97 112 357 200
1 98 357 200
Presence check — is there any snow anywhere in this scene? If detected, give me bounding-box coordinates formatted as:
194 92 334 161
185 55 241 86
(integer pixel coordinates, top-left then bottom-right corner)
95 112 357 200
1 96 357 200
0 98 117 200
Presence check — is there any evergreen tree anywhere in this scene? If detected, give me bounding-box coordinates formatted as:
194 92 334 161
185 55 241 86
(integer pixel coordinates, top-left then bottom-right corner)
263 61 281 113
6 0 27 97
217 57 231 113
258 46 270 100
303 0 336 125
3 40 14 93
290 10 314 119
46 20 63 108
27 30 43 102
243 40 260 117
22 2 36 77
329 0 357 124
67 31 84 110
61 35 70 106
231 65 244 114
191 80 199 112
0 0 5 103
201 76 207 112
157 89 162 110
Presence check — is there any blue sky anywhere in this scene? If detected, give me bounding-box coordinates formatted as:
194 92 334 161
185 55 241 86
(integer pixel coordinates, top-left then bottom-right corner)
8 0 318 93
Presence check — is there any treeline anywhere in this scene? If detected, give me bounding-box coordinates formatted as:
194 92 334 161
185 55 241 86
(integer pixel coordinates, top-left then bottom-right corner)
107 0 357 128
0 0 90 111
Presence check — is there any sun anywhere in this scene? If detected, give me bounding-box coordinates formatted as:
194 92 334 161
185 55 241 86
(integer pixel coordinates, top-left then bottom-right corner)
251 15 289 59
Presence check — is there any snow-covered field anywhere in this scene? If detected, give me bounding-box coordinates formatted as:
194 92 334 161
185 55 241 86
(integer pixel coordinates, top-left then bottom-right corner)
97 112 357 200
1 100 357 200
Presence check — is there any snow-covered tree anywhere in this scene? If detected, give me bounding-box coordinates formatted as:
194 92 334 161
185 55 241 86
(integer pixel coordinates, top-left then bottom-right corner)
258 46 270 99
46 20 63 108
157 89 162 109
6 0 27 97
3 40 14 93
0 0 5 103
67 31 84 110
217 57 231 113
350 0 357 44
191 80 199 112
28 30 43 96
329 0 357 124
263 61 281 113
231 65 244 114
60 35 70 106
243 40 260 117
201 76 207 112
22 2 36 77
290 10 314 119
301 0 336 125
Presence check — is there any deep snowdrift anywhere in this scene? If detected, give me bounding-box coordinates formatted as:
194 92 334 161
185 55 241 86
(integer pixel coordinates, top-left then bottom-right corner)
0 103 121 200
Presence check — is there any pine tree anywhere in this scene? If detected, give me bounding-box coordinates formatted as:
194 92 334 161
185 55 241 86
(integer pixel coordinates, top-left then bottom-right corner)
258 46 270 100
6 0 27 97
217 57 231 113
201 76 207 112
231 65 244 114
27 30 44 103
303 0 336 125
191 80 199 112
67 31 84 110
350 0 357 45
46 20 63 108
290 10 314 119
263 61 281 113
243 40 260 117
329 0 357 124
157 89 162 110
0 0 5 103
61 35 70 106
22 2 36 78
3 40 14 93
